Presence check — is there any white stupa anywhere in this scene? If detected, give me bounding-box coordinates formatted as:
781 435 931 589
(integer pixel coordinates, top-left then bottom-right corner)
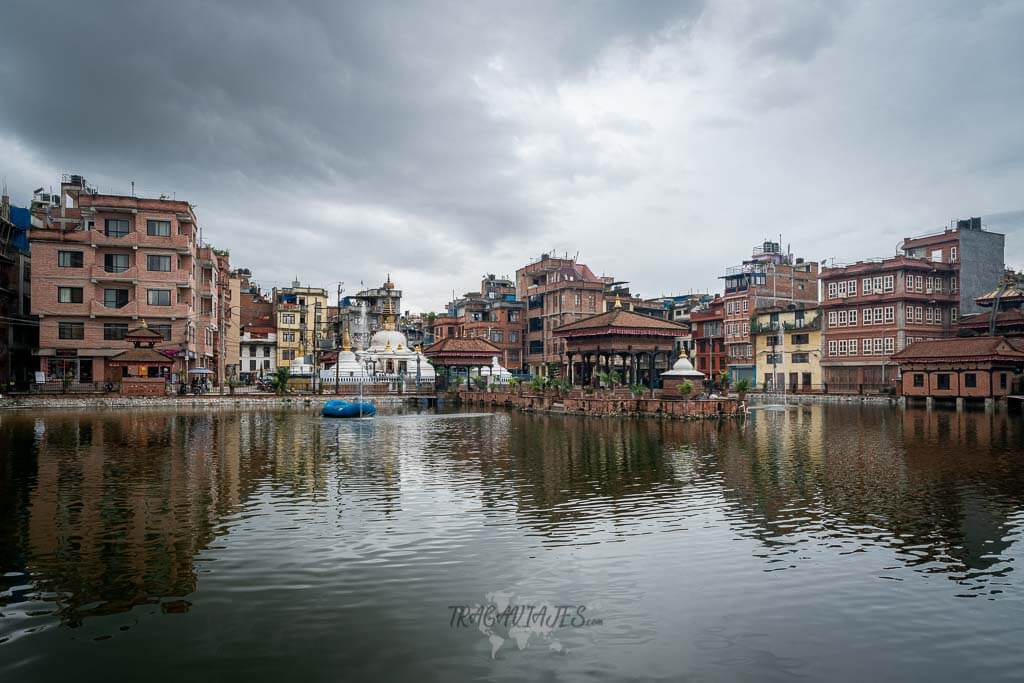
355 294 435 380
476 356 512 384
326 330 368 380
660 351 706 381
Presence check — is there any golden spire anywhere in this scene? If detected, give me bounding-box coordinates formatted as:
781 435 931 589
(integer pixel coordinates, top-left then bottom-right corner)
381 297 396 331
384 339 393 352
140 318 148 328
342 329 352 352
613 294 622 309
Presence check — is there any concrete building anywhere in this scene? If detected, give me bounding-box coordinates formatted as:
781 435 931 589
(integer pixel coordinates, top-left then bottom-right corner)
517 254 606 377
272 281 330 369
334 276 402 351
0 191 34 389
820 218 1004 393
239 327 276 381
720 240 819 384
750 304 823 393
434 274 525 372
29 174 219 386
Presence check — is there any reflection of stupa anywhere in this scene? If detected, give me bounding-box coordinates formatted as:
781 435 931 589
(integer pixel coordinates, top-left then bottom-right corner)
356 296 435 379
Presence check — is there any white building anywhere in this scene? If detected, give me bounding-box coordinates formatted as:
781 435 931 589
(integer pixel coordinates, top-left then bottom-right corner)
240 329 276 381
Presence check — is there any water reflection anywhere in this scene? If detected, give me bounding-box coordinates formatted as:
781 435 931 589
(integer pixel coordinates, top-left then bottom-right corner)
1 404 1023 677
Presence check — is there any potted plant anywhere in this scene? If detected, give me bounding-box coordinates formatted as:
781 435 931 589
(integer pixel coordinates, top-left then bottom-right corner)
734 378 749 401
448 375 466 394
272 367 291 395
629 383 646 398
472 376 488 391
677 380 693 399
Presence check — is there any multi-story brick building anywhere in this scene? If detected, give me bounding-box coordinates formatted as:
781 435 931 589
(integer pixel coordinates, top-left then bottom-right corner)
272 281 330 369
29 175 220 385
691 296 725 379
1 191 34 389
434 274 525 371
819 218 1004 393
517 255 606 377
720 241 819 384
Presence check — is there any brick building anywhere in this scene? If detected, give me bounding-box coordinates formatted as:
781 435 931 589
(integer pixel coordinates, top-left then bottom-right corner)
691 296 725 380
517 255 607 377
820 219 1004 393
29 175 221 386
893 336 1024 404
1 191 34 389
720 240 819 384
434 274 525 371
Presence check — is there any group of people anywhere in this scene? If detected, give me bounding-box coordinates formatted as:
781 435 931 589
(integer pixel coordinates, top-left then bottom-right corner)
177 377 211 395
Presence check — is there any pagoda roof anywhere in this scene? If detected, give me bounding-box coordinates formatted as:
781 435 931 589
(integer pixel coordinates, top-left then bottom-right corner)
891 336 1024 363
422 337 500 364
125 323 165 341
108 347 176 366
553 308 687 338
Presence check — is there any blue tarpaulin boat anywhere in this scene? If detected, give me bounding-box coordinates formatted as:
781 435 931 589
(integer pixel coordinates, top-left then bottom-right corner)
321 400 377 418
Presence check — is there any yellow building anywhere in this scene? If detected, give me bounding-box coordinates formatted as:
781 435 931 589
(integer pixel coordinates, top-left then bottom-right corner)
272 282 331 369
751 305 823 392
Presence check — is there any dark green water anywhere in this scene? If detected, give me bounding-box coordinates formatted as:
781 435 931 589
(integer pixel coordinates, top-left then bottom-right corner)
1 404 1023 681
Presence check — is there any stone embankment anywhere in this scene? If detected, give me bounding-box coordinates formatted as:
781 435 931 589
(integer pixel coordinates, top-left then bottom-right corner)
454 387 743 419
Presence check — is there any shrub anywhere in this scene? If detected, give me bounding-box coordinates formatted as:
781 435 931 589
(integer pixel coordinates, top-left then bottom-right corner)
677 380 693 397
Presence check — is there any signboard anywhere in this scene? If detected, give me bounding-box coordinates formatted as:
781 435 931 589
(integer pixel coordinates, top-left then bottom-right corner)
55 349 78 357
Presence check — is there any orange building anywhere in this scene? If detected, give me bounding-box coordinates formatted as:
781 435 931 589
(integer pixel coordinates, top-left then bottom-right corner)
893 336 1024 405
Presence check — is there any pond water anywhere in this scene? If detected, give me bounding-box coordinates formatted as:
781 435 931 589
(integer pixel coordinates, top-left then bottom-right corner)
1 404 1023 681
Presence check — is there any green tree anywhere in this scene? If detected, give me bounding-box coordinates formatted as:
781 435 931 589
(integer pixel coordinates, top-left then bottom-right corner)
677 380 693 397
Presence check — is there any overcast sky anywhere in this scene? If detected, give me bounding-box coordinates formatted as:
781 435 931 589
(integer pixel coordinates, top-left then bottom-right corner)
2 1 1022 311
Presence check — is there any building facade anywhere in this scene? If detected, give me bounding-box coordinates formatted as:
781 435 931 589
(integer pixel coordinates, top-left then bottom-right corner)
29 175 219 385
720 240 819 384
334 276 402 352
893 336 1023 403
517 255 606 376
691 296 725 380
435 274 525 371
751 305 823 392
272 282 330 369
0 192 34 389
820 219 1004 393
240 327 276 381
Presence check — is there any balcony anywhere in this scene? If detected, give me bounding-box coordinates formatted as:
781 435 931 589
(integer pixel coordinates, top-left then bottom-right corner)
91 265 138 282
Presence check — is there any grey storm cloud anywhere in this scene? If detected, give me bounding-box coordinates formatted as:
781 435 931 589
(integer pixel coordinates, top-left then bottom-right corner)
1 0 1022 309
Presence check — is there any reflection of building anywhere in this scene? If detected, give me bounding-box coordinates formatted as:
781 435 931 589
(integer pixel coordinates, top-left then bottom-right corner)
820 218 1004 394
720 240 819 384
517 254 606 376
29 174 222 384
751 305 823 392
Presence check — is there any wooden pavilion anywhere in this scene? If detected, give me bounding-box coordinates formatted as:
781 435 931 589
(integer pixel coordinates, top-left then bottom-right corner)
552 301 688 388
422 337 502 390
108 321 175 396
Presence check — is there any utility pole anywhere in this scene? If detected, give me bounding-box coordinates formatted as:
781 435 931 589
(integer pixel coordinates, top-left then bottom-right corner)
335 282 344 394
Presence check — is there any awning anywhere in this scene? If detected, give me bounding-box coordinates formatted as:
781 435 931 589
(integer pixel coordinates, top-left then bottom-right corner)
188 368 214 375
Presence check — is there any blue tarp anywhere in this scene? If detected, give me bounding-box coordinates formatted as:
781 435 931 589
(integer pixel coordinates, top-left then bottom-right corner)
7 206 30 253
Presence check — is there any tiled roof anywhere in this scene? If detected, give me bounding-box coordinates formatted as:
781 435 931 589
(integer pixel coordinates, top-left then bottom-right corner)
108 347 176 365
891 336 1024 361
553 308 687 335
422 337 500 356
958 309 1024 328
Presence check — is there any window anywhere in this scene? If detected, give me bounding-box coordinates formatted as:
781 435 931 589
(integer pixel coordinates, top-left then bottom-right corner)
838 339 847 355
951 276 958 291
263 346 271 357
147 254 172 271
766 353 783 364
838 280 847 297
883 275 894 292
925 307 933 324
792 352 809 363
281 314 296 324
150 324 172 340
937 374 950 390
848 309 857 326
951 246 958 262
146 219 171 236
742 299 749 312
104 253 130 273
884 306 894 324
282 349 295 361
58 286 83 303
874 276 883 293
1000 373 1007 389
964 373 977 388
58 251 83 268
914 275 923 292
58 321 84 339
104 218 129 237
863 338 872 355
103 323 128 340
263 360 271 370
913 374 924 387
510 331 519 342
828 311 837 328
828 282 837 299
952 307 958 322
250 359 257 371
792 333 809 345
848 280 857 296
283 332 295 342
838 310 847 326
147 289 171 306
874 338 883 354
828 340 837 356
862 278 872 295
884 337 894 354
103 288 129 309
